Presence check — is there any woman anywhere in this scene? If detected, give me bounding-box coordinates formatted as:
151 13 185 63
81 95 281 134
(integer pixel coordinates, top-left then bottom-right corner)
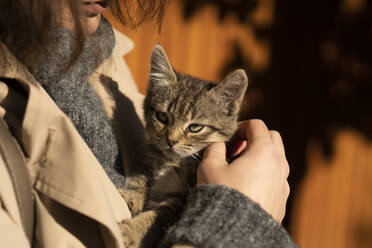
0 0 296 247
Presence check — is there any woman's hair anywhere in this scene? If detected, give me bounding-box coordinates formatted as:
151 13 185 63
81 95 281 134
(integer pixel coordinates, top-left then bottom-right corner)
0 0 168 67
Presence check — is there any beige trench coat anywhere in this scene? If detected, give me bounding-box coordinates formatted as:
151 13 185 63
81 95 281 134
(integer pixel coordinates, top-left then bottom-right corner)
0 29 146 248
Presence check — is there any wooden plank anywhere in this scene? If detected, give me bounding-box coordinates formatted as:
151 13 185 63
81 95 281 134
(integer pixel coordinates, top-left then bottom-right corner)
291 131 372 247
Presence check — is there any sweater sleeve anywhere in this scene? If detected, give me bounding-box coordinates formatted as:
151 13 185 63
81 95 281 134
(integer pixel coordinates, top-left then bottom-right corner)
160 184 298 248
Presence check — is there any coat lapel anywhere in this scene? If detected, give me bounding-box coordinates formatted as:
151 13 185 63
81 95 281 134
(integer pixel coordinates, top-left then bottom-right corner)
0 42 130 247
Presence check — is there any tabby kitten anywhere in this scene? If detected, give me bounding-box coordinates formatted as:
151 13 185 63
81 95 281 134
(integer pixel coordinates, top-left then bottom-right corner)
119 44 248 248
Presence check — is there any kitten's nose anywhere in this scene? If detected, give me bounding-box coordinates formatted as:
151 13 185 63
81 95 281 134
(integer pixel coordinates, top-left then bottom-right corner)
167 139 178 147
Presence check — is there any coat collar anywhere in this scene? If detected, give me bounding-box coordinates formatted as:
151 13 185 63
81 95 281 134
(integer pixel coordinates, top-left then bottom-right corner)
113 28 134 57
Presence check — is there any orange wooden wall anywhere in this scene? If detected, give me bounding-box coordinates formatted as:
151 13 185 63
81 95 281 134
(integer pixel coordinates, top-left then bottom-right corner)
292 131 372 248
105 1 372 247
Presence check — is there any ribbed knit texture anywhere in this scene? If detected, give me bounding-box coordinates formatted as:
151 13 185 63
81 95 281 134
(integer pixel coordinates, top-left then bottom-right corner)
161 184 298 248
31 18 125 188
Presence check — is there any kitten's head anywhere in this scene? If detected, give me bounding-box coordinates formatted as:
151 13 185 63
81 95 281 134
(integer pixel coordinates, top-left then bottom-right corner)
144 45 248 159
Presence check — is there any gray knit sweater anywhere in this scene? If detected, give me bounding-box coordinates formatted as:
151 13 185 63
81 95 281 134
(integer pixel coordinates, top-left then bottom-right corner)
162 184 297 248
31 18 297 248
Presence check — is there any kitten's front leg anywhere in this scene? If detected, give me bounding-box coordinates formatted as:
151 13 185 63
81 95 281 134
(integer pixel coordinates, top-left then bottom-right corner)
119 210 157 248
118 189 146 215
120 199 184 248
119 174 149 215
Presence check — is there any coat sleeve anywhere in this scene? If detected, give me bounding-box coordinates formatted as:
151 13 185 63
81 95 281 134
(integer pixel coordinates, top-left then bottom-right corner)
160 184 298 248
0 207 30 248
0 152 30 248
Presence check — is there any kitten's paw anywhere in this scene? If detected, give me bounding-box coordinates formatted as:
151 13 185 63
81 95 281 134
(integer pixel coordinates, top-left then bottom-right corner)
118 189 134 210
118 189 145 215
119 220 143 248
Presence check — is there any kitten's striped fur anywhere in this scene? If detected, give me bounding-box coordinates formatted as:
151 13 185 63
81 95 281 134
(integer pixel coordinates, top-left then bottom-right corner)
119 45 248 247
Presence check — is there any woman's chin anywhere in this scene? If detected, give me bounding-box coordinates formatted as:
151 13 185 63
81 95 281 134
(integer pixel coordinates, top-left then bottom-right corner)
83 15 101 35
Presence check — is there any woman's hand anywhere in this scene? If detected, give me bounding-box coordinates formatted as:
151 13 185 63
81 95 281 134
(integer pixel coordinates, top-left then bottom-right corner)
197 119 290 223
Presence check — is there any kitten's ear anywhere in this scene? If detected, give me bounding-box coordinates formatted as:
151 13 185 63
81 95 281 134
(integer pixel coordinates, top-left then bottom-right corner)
213 69 248 115
149 44 177 87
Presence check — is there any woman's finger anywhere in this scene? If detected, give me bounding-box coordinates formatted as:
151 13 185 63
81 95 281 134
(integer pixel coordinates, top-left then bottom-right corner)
235 119 272 146
228 140 247 158
201 142 227 169
270 130 285 156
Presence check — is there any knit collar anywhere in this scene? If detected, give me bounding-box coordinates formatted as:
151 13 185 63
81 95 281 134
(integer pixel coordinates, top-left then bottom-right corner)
30 17 115 87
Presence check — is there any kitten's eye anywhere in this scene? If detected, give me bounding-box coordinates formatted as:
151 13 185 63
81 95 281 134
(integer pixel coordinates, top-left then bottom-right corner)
156 111 169 124
188 124 204 133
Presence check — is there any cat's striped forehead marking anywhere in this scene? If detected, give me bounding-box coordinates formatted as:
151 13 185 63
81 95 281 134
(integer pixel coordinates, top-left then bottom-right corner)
168 95 196 120
168 77 213 120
